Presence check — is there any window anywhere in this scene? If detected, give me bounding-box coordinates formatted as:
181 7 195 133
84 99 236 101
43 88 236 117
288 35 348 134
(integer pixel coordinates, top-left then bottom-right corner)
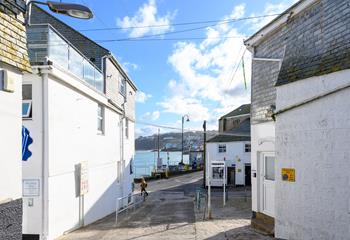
22 84 32 119
245 143 251 152
119 76 126 96
265 156 275 181
218 144 226 153
97 104 104 134
125 118 129 139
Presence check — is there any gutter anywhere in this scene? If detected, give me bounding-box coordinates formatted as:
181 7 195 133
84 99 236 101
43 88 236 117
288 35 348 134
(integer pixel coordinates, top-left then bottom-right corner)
273 81 350 118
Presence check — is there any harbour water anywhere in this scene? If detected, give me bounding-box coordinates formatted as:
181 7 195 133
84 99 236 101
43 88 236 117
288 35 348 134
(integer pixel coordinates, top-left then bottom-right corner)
134 150 189 178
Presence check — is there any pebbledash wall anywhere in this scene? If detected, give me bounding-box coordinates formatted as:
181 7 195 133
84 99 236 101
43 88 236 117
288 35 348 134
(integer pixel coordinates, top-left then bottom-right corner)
275 69 350 239
0 0 31 239
273 0 350 238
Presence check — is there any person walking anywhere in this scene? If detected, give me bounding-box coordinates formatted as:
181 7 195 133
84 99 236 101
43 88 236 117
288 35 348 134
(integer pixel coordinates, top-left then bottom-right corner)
140 177 148 197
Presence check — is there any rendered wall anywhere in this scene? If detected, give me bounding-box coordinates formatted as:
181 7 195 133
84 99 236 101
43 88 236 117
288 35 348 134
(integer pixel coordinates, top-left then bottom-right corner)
206 141 251 186
275 69 350 239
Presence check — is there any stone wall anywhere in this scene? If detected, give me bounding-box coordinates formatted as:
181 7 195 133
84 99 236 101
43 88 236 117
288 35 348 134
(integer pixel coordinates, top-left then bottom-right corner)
0 199 22 240
0 0 31 72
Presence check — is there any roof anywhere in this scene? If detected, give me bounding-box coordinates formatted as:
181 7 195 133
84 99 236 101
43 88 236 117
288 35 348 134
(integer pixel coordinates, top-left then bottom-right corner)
208 118 251 143
207 134 250 143
229 118 250 136
220 104 250 119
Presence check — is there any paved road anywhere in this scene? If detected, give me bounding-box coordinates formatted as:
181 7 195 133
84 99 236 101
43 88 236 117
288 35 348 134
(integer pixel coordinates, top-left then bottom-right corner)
58 171 272 240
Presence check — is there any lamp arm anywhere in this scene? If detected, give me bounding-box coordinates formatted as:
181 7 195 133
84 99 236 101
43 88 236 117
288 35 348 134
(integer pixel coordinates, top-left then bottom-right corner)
26 1 48 26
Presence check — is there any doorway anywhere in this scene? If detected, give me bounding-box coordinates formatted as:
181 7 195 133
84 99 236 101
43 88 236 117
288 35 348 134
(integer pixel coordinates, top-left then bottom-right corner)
245 164 251 186
227 167 235 186
260 153 275 217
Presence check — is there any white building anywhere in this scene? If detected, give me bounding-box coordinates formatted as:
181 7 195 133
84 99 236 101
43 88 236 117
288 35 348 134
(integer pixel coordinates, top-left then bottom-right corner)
22 14 136 240
245 0 350 238
206 105 251 187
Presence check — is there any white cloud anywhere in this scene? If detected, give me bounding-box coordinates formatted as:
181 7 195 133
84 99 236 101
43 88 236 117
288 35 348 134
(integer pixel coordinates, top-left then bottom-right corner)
135 91 152 103
141 111 160 121
248 0 298 31
158 4 252 124
116 0 176 38
123 62 139 72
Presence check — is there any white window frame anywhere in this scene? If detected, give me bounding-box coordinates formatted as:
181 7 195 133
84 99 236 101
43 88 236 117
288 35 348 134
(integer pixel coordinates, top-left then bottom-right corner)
218 144 226 153
22 100 32 119
97 104 104 134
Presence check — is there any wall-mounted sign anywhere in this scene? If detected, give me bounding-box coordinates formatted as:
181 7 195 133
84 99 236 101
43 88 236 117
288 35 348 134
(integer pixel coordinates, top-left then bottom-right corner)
23 179 40 197
282 168 295 182
80 161 89 195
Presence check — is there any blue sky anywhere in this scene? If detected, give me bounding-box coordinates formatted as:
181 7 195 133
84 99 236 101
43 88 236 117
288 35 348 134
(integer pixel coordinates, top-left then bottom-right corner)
49 0 296 136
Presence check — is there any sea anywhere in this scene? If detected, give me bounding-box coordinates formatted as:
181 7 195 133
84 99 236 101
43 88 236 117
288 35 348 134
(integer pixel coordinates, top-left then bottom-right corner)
134 151 189 178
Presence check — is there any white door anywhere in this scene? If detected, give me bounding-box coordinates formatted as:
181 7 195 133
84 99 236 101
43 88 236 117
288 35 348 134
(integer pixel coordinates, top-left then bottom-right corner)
261 153 275 217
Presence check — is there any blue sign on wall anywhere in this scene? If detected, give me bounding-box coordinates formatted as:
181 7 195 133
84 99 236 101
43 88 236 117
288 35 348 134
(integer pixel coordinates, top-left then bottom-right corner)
22 126 33 161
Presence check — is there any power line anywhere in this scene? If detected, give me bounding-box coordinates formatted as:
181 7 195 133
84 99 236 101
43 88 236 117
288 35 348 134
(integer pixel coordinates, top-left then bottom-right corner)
79 13 282 32
135 120 249 137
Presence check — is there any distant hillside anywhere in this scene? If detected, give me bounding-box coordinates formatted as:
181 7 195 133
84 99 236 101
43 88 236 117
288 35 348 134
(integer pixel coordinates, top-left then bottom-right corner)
135 131 216 151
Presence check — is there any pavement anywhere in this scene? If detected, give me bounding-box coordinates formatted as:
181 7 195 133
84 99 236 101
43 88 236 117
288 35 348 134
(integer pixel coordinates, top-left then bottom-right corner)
57 171 273 240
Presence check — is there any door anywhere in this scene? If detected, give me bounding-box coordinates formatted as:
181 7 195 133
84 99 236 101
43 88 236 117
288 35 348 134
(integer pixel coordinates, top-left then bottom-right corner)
227 167 235 186
245 165 251 186
261 153 275 217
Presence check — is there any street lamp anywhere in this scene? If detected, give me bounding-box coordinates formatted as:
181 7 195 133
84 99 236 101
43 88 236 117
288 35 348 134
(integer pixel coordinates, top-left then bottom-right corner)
180 114 190 165
26 1 93 25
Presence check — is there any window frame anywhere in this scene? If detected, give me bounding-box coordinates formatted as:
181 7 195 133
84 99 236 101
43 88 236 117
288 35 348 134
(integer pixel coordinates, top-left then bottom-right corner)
218 144 226 153
22 100 32 119
119 76 126 97
97 104 105 134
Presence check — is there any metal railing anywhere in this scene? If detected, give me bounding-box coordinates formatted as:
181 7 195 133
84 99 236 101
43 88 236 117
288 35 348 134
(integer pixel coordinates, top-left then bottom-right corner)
27 24 104 93
115 192 146 225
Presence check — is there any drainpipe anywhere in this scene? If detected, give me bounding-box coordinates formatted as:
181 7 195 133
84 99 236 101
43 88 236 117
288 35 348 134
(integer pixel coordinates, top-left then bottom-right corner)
39 67 50 240
120 89 127 199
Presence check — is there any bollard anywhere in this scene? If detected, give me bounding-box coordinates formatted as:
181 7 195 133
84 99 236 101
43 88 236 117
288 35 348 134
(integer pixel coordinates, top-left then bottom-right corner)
196 189 201 210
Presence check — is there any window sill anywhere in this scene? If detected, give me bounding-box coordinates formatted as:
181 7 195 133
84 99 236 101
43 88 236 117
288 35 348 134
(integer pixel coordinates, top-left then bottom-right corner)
23 118 33 121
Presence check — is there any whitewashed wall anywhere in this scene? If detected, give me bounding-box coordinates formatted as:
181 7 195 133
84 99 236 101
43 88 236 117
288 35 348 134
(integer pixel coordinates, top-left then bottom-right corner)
206 141 250 186
251 122 275 214
275 69 350 239
22 66 134 240
22 73 44 235
0 68 22 202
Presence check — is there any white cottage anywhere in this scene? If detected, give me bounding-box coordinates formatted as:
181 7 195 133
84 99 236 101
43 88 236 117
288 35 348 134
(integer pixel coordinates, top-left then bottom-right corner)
22 9 137 240
245 0 350 238
206 105 251 187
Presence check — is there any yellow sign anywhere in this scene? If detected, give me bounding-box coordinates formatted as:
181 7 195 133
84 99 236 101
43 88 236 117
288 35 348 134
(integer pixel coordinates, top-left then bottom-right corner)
282 168 295 182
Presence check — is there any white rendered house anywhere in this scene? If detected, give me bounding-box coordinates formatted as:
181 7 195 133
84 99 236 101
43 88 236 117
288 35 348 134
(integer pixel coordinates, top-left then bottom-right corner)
22 21 136 240
205 105 251 187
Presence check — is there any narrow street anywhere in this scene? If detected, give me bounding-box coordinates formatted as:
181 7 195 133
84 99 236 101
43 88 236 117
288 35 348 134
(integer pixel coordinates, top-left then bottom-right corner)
58 171 272 240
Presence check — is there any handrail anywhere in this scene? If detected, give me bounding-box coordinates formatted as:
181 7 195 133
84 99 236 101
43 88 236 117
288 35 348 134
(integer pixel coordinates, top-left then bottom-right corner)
28 23 102 73
115 193 147 225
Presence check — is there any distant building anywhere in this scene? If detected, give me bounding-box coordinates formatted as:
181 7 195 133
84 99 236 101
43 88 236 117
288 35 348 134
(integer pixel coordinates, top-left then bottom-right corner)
22 5 136 240
219 104 250 132
206 105 251 187
245 0 350 238
189 150 204 168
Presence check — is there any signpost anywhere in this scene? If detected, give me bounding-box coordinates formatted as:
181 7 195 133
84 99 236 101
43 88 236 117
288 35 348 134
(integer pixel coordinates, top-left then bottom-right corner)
80 161 89 195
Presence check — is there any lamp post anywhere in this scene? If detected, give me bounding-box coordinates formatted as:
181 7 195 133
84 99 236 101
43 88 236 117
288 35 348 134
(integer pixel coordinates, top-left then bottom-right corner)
26 1 94 25
181 114 190 165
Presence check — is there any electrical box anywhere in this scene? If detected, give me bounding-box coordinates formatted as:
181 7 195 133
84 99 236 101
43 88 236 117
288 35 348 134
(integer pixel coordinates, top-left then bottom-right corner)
0 70 14 92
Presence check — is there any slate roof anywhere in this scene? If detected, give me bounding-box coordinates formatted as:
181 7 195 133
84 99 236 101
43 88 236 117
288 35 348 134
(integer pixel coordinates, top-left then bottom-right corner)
207 118 251 143
219 104 251 119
